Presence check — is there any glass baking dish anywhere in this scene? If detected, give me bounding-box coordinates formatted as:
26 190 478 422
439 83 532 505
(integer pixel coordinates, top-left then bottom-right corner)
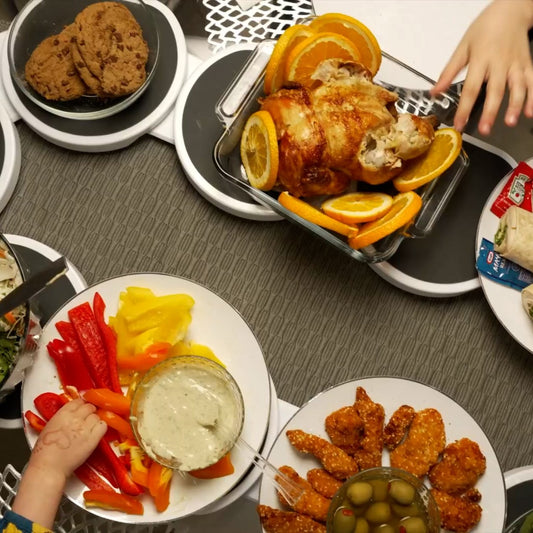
213 41 469 263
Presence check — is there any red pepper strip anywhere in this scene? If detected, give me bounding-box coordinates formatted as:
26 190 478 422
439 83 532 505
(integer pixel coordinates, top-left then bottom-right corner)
68 302 113 390
34 392 68 421
24 410 46 432
75 463 115 492
83 388 131 417
47 338 94 391
148 461 173 512
83 489 144 515
55 320 82 349
85 447 119 488
93 293 122 393
189 452 235 479
97 438 143 496
117 342 173 372
96 409 135 440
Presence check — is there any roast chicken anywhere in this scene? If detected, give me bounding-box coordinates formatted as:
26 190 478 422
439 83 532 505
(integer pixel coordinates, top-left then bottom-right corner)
259 59 438 197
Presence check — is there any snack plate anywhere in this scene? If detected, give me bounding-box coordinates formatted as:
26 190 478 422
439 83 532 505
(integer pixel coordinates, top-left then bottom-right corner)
258 377 506 533
213 41 469 264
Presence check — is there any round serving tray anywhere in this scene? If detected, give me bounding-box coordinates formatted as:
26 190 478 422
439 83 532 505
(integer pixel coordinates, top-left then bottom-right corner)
0 101 20 214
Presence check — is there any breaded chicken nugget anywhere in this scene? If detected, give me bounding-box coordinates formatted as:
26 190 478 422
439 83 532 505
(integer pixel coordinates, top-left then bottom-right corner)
384 404 415 449
306 468 343 499
276 466 331 522
286 429 359 480
431 488 482 532
429 438 486 495
390 408 446 477
325 405 363 455
257 504 327 533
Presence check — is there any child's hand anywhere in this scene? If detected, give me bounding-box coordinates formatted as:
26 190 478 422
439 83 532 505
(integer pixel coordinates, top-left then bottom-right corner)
432 0 533 135
28 398 107 483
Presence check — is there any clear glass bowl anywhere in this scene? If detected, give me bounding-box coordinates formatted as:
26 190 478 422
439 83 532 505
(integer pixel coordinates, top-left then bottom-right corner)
326 466 440 533
130 355 245 472
7 0 159 120
505 510 533 533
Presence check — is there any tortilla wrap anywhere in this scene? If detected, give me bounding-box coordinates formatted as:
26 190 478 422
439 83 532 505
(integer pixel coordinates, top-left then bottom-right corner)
522 284 533 321
494 206 533 273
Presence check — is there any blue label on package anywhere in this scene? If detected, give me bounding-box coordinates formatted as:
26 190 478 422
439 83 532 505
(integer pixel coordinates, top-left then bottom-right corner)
476 238 533 290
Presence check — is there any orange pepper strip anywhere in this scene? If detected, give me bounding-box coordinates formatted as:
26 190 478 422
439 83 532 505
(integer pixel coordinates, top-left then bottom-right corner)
117 342 173 372
189 452 235 479
96 409 135 440
130 446 150 488
83 388 131 417
83 489 143 515
148 461 173 512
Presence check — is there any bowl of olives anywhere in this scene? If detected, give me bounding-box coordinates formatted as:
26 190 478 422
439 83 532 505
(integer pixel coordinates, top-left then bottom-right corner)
326 466 440 533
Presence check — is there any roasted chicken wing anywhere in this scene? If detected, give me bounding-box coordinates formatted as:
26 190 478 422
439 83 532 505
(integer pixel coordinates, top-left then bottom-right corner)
257 504 327 533
384 404 415 450
431 488 482 533
325 405 363 456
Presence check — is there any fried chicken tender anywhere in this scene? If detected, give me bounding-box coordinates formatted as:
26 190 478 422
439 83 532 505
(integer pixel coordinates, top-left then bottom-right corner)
352 387 385 469
286 429 359 480
257 504 327 533
429 438 486 495
276 466 331 523
306 468 343 499
384 404 415 450
431 488 482 532
325 405 363 455
390 408 446 477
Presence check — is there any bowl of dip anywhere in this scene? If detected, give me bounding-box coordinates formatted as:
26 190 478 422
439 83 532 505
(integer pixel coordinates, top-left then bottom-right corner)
326 466 440 533
130 355 245 472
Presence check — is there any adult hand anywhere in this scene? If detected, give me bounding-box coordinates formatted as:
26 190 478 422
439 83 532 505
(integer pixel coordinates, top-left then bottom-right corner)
431 0 533 135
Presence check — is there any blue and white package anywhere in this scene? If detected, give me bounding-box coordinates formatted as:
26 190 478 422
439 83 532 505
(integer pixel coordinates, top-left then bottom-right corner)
476 238 533 290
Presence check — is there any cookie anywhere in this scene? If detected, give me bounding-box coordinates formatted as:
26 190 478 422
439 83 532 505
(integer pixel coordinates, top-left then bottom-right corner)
70 39 104 96
24 24 87 101
74 2 149 97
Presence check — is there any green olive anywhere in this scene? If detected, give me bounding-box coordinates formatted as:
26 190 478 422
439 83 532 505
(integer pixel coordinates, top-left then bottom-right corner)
399 516 428 533
368 479 389 501
374 525 394 533
347 482 373 506
354 517 370 533
392 502 421 518
333 506 357 533
389 480 416 505
365 502 391 524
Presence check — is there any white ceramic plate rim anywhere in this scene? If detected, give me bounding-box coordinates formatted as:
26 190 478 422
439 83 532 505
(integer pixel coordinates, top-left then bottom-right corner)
173 43 282 222
0 102 20 213
21 273 271 524
259 376 506 533
475 157 533 355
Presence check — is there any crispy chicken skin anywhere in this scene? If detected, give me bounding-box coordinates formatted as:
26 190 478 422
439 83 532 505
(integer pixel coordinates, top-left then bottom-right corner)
431 488 482 533
286 429 359 480
276 465 331 522
428 438 487 495
325 405 364 456
257 504 327 533
384 404 416 450
390 408 446 477
306 468 343 499
259 59 437 196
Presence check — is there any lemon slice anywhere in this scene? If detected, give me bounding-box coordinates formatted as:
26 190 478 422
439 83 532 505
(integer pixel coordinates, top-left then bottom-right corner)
240 110 279 191
322 192 393 224
393 128 463 192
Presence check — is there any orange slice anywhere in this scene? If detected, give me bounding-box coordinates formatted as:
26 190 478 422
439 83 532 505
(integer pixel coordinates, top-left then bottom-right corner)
240 110 279 191
278 191 358 237
393 128 463 192
322 192 393 224
309 13 381 75
284 32 361 87
264 24 315 94
349 191 422 249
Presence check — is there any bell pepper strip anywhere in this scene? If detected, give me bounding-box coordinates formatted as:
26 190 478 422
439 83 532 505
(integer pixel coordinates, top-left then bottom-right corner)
147 461 173 512
125 445 150 488
189 452 235 479
96 409 135 440
75 463 115 492
117 342 172 372
83 388 131 417
85 447 119 489
24 410 46 432
83 489 144 515
34 391 68 421
97 438 143 496
47 338 94 391
93 293 122 393
68 302 113 390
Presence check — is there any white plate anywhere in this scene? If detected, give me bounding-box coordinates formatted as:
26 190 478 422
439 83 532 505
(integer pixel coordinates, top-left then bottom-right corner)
475 159 533 355
259 376 506 533
21 273 271 524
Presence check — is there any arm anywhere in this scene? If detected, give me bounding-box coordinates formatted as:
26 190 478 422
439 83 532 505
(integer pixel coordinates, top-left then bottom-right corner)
10 399 107 529
431 0 533 135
